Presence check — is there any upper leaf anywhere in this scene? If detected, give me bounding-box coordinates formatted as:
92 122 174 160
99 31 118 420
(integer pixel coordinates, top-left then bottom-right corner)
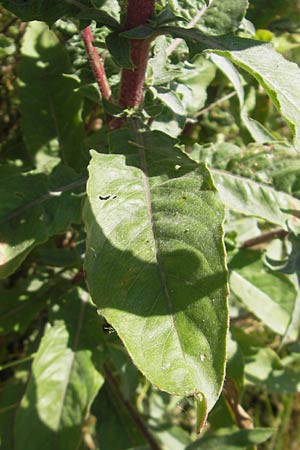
83 128 228 412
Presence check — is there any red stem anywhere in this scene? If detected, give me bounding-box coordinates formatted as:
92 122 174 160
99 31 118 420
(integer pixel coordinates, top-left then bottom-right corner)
119 0 155 108
81 26 111 100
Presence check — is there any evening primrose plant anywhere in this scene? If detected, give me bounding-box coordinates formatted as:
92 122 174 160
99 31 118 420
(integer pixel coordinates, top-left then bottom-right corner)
0 1 300 449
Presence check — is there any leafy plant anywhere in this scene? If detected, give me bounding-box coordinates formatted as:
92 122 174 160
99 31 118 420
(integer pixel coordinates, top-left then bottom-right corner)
0 1 300 449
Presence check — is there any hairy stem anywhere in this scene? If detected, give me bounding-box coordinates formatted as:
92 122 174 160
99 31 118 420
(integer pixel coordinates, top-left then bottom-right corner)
81 26 111 100
119 0 155 108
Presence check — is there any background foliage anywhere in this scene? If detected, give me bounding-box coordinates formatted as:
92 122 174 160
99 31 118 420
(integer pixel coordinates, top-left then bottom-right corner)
0 1 300 449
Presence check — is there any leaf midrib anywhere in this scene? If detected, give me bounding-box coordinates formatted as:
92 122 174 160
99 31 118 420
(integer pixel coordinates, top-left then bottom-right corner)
132 120 191 380
54 291 88 431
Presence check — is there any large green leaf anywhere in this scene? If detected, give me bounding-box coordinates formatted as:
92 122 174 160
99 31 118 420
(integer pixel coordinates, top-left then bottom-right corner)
83 129 228 412
164 29 300 150
15 288 104 450
211 169 300 229
19 21 86 171
0 165 85 279
166 0 248 35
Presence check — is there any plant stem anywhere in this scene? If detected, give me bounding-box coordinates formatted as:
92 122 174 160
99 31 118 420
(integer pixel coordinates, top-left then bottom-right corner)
196 91 236 117
81 26 111 100
118 0 155 108
242 228 288 248
104 364 161 450
0 353 36 372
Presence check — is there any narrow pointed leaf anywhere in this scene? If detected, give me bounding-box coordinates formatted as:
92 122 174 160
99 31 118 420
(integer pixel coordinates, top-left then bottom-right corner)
83 137 228 411
15 288 104 450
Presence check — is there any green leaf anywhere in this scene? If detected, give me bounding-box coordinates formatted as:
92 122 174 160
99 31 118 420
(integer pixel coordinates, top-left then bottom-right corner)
83 129 228 412
211 169 300 229
15 288 104 450
176 56 216 116
2 0 89 24
19 21 86 172
121 25 156 40
244 346 300 393
150 87 186 116
155 7 186 26
186 427 273 450
106 32 134 69
166 29 300 150
229 250 297 335
0 165 85 279
209 53 275 143
77 8 121 30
